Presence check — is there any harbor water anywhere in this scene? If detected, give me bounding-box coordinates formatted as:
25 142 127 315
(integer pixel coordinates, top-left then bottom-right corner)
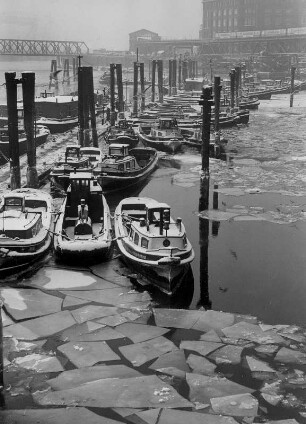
0 58 306 328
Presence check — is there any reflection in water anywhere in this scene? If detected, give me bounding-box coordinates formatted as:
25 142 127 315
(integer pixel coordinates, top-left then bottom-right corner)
198 175 212 309
212 184 220 237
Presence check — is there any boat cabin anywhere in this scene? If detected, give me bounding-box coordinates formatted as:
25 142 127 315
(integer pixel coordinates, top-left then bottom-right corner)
0 193 47 239
65 173 104 225
150 118 180 138
80 147 102 165
109 144 129 158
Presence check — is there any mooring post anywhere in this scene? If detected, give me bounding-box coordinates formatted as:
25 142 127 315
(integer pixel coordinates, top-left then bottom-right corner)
235 66 240 107
87 67 98 147
157 60 163 103
212 183 220 237
77 66 84 146
5 72 21 189
168 59 173 96
195 60 198 78
172 59 177 95
199 86 214 174
178 55 182 90
151 60 156 102
182 60 188 86
133 61 139 116
82 67 90 146
22 72 38 188
214 76 222 144
139 62 145 112
63 58 70 85
290 65 296 108
110 63 116 125
116 63 124 113
230 69 236 112
73 57 77 81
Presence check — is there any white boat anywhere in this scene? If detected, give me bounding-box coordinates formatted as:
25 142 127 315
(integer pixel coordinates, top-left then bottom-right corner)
54 172 112 263
80 147 103 168
138 118 184 154
114 197 195 294
0 188 53 277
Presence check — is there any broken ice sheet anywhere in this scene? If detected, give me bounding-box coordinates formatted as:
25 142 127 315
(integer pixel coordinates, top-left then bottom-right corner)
47 365 142 390
116 323 169 343
199 330 222 343
60 324 124 343
89 260 133 287
244 356 277 376
23 268 115 291
62 296 91 308
209 345 244 365
210 393 258 417
0 288 62 321
119 336 178 367
149 349 190 373
275 347 306 365
221 321 285 344
1 308 14 326
60 321 104 342
12 353 64 373
153 308 203 329
192 310 235 332
186 373 254 405
198 210 240 221
96 314 129 327
0 408 120 424
134 409 239 424
34 375 193 408
187 354 217 376
71 305 119 324
4 310 76 340
57 341 120 368
61 288 151 307
180 340 224 357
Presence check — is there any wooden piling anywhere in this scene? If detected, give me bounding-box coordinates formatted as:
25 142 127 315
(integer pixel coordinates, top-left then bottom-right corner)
212 183 220 237
22 72 38 188
0 300 3 396
5 72 21 189
230 69 236 111
199 86 214 174
82 67 90 146
151 60 156 102
168 59 173 96
139 62 145 112
110 63 116 125
290 65 296 107
77 66 85 146
235 66 240 106
116 63 124 113
73 57 77 81
63 58 70 85
172 59 177 95
133 61 139 116
49 59 58 91
178 56 182 90
214 76 222 143
157 60 163 103
87 67 98 147
182 60 188 85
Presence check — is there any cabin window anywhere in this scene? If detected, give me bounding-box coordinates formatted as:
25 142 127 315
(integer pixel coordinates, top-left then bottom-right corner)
158 132 162 136
134 232 139 245
119 164 124 171
126 162 130 170
132 160 136 168
141 237 148 249
129 228 134 240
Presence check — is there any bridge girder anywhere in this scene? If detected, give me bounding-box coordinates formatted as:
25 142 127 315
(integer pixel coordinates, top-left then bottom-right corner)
0 39 89 56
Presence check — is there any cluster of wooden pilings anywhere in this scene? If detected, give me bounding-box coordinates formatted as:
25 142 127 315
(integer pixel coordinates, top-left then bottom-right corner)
5 72 38 190
49 57 78 90
78 66 98 147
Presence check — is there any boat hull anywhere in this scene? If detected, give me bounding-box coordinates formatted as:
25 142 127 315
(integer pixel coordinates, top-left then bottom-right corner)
54 239 112 264
138 132 182 154
36 117 78 133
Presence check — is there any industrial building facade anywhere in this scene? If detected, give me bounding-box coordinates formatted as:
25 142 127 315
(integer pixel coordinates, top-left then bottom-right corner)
200 0 306 39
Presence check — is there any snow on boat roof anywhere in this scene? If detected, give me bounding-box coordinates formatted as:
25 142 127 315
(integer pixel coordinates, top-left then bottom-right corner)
109 143 129 148
69 172 92 179
121 197 170 210
35 96 78 103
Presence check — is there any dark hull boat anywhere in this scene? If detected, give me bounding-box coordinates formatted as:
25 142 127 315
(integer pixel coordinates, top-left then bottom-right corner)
0 126 50 165
138 118 184 154
0 188 53 278
36 116 78 133
114 197 195 294
93 144 158 193
105 120 139 149
54 173 112 263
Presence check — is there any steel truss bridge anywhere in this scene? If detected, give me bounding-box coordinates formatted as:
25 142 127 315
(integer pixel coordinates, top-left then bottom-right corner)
0 39 89 56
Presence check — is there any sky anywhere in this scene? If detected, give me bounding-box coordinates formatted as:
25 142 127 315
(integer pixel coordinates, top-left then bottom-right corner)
0 0 202 51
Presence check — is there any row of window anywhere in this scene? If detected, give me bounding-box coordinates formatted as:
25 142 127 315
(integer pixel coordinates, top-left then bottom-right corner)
129 227 149 249
118 160 136 172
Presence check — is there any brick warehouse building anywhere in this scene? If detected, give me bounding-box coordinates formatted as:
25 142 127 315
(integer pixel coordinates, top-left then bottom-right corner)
200 0 306 39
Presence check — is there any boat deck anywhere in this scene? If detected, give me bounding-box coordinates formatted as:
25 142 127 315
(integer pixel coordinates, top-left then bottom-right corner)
64 221 102 239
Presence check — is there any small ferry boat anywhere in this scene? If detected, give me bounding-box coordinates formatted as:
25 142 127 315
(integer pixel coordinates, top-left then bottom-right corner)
0 126 50 165
54 172 112 263
35 92 78 133
93 144 158 193
105 119 139 149
114 197 195 294
50 145 91 192
0 188 53 277
138 118 184 154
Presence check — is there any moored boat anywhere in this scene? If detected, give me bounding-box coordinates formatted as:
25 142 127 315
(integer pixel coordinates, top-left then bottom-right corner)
0 126 50 165
114 197 195 294
93 144 158 193
0 188 53 278
54 172 112 263
138 118 184 154
105 119 139 148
